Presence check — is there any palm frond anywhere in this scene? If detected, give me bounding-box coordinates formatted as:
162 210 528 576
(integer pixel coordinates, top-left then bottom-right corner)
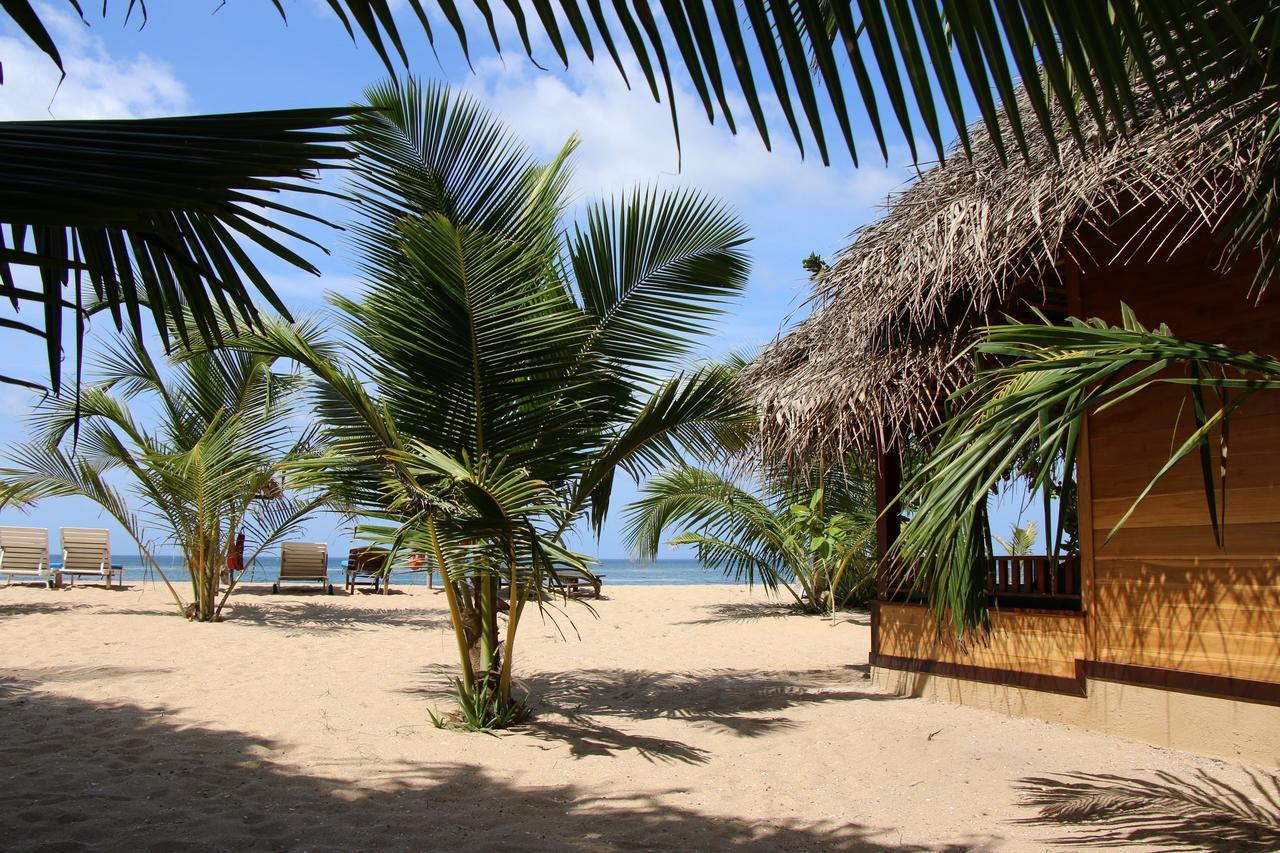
895 308 1280 635
315 3 1262 172
570 186 750 378
0 108 353 393
624 465 794 589
574 361 755 532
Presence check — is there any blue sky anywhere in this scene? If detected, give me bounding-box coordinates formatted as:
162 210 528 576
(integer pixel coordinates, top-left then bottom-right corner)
0 3 1039 558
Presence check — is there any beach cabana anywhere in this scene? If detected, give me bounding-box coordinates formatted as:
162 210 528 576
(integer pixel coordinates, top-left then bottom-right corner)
744 92 1279 764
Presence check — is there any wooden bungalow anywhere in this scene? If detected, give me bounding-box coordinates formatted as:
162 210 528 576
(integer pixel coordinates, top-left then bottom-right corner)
744 92 1279 764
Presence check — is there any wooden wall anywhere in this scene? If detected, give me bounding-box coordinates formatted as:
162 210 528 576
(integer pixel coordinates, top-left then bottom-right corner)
1077 231 1280 685
877 603 1086 682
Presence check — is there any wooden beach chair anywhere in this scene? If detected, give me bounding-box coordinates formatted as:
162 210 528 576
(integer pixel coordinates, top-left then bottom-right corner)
344 546 390 594
1 526 51 588
59 528 123 588
551 567 605 599
273 542 331 594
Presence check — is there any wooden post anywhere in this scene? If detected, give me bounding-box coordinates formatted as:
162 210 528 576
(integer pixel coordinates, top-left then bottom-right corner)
872 441 902 664
875 442 902 594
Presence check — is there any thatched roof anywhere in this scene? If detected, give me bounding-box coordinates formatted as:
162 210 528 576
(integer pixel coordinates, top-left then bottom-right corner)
743 89 1267 465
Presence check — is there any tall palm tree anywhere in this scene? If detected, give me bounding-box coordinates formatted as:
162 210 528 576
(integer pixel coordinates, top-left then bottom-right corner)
233 78 753 727
0 326 334 622
626 461 878 614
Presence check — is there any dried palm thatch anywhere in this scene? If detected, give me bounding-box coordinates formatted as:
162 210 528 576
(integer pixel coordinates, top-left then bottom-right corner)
743 86 1272 466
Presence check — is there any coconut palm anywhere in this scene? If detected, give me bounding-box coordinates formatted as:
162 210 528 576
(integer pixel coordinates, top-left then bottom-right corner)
892 309 1280 635
626 462 877 614
994 521 1038 557
229 78 752 727
0 327 334 621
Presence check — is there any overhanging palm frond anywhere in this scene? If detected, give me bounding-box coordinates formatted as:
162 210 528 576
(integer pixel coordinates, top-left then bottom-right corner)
0 108 352 393
314 2 1269 170
16 2 1267 167
573 361 755 532
570 186 750 378
895 308 1280 636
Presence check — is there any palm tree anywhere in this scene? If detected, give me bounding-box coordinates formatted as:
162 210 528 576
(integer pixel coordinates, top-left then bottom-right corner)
892 310 1280 634
232 78 753 727
0 326 334 622
994 521 1038 557
626 462 877 615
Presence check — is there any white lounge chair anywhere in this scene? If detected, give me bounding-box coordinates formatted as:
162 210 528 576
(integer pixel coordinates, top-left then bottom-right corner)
274 542 332 594
1 526 51 588
59 528 123 588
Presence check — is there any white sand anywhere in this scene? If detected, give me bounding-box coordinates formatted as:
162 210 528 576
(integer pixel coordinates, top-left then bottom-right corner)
0 581 1271 851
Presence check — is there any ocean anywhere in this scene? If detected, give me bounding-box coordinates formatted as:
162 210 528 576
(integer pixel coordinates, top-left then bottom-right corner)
99 555 737 587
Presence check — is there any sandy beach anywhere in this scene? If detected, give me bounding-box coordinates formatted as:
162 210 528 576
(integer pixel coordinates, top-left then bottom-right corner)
0 581 1270 851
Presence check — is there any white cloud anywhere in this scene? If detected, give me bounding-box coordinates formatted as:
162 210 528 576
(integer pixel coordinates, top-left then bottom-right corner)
458 55 912 355
464 54 911 215
0 4 187 120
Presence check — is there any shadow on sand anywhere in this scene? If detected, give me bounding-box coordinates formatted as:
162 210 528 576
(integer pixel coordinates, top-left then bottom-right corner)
1017 768 1280 850
677 602 872 627
217 598 452 631
0 600 93 618
1 673 972 851
412 665 886 765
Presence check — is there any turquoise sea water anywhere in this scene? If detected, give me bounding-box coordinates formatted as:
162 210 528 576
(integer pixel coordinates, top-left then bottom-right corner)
95 555 736 587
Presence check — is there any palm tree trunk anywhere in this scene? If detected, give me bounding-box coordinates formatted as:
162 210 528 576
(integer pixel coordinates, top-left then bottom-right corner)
427 515 476 692
478 574 499 676
498 563 525 704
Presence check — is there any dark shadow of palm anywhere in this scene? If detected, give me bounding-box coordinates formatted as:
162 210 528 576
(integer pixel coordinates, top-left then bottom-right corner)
0 672 974 850
1018 768 1280 850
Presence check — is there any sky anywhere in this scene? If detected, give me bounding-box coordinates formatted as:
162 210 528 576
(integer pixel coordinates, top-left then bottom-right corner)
0 3 1040 559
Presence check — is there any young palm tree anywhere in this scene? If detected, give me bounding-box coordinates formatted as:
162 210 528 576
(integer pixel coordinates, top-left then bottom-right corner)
0 330 333 622
234 78 753 727
994 521 1038 557
626 461 877 615
893 309 1280 635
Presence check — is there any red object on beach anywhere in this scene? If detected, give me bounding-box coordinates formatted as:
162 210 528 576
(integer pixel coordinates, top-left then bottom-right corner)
227 533 246 572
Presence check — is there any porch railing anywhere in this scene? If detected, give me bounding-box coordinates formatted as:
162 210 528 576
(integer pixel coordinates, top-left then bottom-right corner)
988 554 1080 602
885 553 1081 610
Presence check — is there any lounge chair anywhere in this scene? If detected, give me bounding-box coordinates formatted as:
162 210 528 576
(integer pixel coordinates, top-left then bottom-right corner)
552 566 605 598
59 528 123 588
273 542 331 594
344 546 390 594
1 526 51 588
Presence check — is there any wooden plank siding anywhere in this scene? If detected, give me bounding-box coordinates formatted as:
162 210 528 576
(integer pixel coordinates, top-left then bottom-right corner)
877 603 1086 681
1078 230 1280 686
